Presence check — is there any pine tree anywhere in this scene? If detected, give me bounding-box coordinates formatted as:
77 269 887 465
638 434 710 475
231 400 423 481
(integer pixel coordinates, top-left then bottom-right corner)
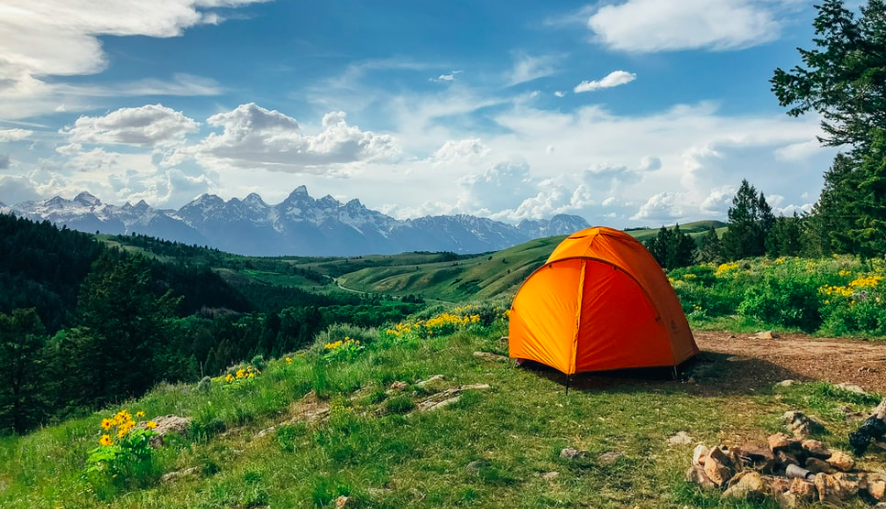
0 308 48 433
766 213 805 257
698 226 723 263
721 180 775 260
644 224 696 269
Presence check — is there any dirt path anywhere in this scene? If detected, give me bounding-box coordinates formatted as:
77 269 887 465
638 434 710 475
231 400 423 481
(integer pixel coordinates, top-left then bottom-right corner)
693 330 886 394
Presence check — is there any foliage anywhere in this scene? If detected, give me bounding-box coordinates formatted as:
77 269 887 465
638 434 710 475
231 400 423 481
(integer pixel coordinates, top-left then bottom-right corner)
322 337 364 363
0 308 48 434
644 224 696 269
669 255 885 336
721 180 775 260
84 409 157 489
771 0 885 149
697 226 723 264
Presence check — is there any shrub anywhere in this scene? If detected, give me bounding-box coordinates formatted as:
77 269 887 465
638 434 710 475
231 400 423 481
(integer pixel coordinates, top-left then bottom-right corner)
84 409 158 490
738 277 822 331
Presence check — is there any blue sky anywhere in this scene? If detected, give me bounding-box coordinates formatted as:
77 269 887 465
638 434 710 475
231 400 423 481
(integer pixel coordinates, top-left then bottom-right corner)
0 0 843 226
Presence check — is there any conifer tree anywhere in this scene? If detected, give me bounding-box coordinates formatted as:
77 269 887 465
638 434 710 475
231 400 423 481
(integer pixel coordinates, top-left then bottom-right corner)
0 308 48 433
698 226 723 263
721 180 774 260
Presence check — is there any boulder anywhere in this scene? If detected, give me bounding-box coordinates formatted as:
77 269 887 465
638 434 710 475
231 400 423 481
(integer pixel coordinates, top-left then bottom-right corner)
788 478 817 502
335 495 353 508
704 448 734 487
784 411 825 438
776 379 796 387
739 444 776 472
801 439 831 459
160 466 199 483
815 473 859 505
825 450 855 472
559 447 587 460
752 331 779 339
466 459 491 472
472 351 508 362
804 457 836 474
768 433 795 452
722 471 766 501
764 475 791 496
388 381 408 391
776 450 800 468
147 415 192 447
835 383 867 395
686 465 717 490
692 445 710 466
861 474 886 502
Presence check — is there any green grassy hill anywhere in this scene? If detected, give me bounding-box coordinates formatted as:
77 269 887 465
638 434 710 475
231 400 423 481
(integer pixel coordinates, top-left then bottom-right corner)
0 308 881 509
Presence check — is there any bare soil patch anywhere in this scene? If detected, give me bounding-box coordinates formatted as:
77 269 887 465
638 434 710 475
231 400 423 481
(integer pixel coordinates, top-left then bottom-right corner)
693 331 885 394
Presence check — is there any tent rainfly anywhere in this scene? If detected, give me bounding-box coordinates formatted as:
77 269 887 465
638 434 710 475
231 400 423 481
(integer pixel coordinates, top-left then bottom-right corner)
508 226 699 375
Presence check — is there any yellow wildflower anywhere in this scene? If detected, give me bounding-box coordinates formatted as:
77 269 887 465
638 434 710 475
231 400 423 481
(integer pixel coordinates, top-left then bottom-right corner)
99 435 113 446
285 357 292 363
146 421 157 428
101 418 113 430
136 411 145 418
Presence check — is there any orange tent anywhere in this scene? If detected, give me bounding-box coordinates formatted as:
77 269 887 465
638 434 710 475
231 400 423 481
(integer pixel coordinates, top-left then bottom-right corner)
509 226 698 375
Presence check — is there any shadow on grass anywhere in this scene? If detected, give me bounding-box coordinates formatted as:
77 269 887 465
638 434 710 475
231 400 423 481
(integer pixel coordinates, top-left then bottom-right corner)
516 350 814 397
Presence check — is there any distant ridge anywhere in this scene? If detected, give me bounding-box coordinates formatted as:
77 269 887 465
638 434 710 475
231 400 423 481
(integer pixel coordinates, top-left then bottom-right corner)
1 188 591 256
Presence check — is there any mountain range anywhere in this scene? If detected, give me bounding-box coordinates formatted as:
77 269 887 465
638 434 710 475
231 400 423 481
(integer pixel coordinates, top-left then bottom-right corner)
0 186 590 256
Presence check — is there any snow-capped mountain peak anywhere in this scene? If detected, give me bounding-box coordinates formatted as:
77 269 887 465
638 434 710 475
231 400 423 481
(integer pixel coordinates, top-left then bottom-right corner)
3 187 590 256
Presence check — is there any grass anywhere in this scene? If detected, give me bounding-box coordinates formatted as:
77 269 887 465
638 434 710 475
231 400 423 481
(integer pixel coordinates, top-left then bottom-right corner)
1 317 882 508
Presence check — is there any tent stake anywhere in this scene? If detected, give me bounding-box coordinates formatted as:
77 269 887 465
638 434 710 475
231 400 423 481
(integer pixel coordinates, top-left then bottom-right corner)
672 366 678 381
565 375 571 396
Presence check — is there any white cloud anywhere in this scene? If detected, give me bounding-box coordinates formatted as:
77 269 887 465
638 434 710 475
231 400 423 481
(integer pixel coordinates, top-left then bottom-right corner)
587 0 783 52
433 139 490 165
583 163 641 186
176 103 400 173
432 70 463 82
574 70 636 93
457 159 536 213
638 155 661 171
775 203 813 216
631 192 684 221
61 104 199 147
0 155 9 170
774 139 822 161
0 174 42 204
554 91 566 98
508 53 560 86
700 185 736 215
0 129 34 142
0 1 262 119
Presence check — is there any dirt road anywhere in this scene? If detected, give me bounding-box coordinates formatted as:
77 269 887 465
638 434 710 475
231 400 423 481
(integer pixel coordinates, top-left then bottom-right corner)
693 330 886 394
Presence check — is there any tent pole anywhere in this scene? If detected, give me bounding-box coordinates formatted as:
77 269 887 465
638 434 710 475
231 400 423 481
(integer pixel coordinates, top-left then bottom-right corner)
565 375 570 396
672 366 678 381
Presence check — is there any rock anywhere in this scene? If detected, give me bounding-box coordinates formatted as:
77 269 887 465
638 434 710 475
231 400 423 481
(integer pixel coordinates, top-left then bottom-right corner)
389 381 408 391
254 426 275 439
775 450 799 468
801 439 831 459
472 351 508 362
161 466 199 483
764 476 791 495
752 331 779 339
868 479 886 502
466 459 491 472
721 471 766 501
789 478 817 502
825 450 855 472
738 444 775 472
416 374 446 387
776 379 796 387
704 448 734 487
815 472 859 504
540 471 559 481
783 411 826 438
598 451 623 465
804 457 836 474
775 492 800 509
559 447 587 460
768 433 795 452
692 445 710 466
668 431 693 445
686 465 717 490
147 415 192 447
835 382 867 395
498 336 509 343
414 384 490 413
335 495 353 508
861 473 887 502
